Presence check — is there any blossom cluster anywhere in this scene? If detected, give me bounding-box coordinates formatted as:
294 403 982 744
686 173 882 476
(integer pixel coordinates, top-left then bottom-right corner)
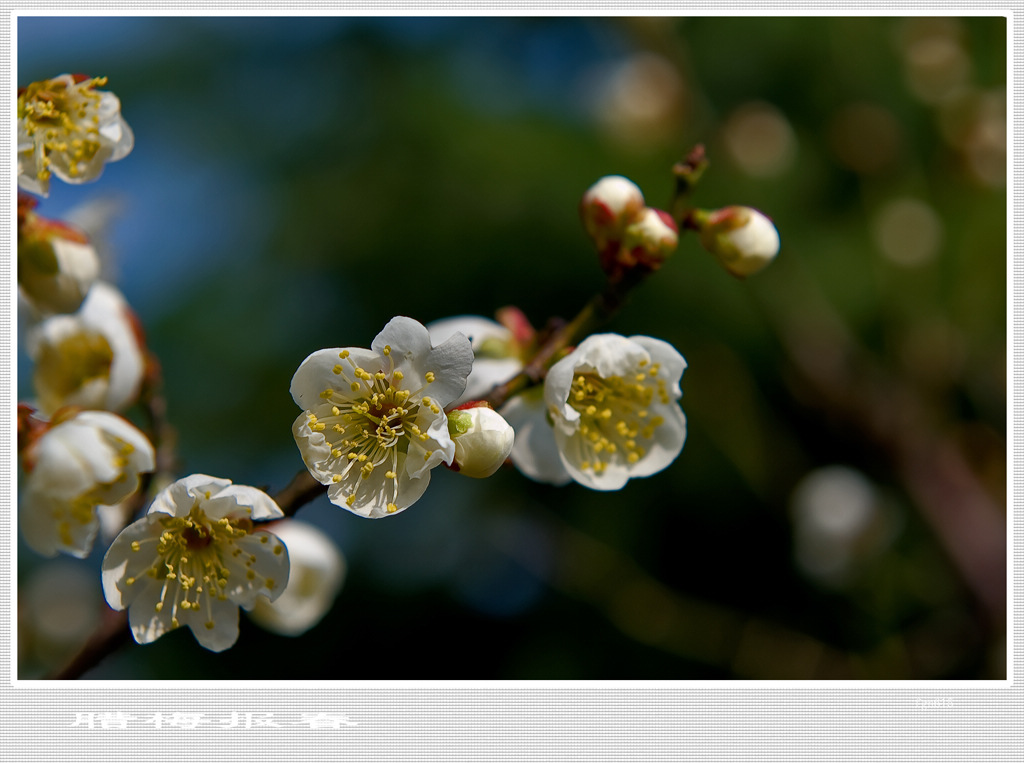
16 75 299 654
17 73 779 664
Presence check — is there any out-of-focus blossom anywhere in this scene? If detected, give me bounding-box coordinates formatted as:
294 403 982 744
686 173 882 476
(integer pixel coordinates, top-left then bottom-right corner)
587 51 687 150
19 409 154 558
500 387 572 486
790 466 899 587
896 18 971 105
26 281 146 416
291 316 473 518
21 560 102 668
18 196 100 315
872 197 944 267
247 520 345 637
448 405 516 478
101 474 289 652
506 333 687 490
17 74 134 197
721 101 797 178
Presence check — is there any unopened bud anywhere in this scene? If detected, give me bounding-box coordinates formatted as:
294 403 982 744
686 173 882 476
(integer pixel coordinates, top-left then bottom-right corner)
18 210 99 314
622 207 679 267
448 406 515 479
580 175 646 250
695 206 780 277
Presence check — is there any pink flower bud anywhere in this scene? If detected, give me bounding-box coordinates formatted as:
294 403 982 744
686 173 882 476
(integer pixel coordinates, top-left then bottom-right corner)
579 175 646 250
622 207 679 266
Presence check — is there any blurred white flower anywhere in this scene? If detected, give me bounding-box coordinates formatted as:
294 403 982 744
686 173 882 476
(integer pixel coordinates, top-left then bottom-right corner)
499 387 572 486
101 474 289 652
247 521 345 637
448 406 516 479
20 409 154 558
291 316 474 518
872 197 944 267
790 466 898 587
26 281 146 416
721 101 797 178
587 52 687 150
506 333 687 490
17 74 134 197
18 202 100 315
22 560 102 667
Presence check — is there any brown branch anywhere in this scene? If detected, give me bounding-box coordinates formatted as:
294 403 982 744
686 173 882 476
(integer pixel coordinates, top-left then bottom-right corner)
46 609 130 680
273 469 326 518
481 265 653 410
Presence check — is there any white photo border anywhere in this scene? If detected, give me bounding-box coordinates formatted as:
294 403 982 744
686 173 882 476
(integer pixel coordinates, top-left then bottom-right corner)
2 3 1019 760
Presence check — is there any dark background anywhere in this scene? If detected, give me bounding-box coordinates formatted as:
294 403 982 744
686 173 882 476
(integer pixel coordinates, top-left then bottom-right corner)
17 16 1007 679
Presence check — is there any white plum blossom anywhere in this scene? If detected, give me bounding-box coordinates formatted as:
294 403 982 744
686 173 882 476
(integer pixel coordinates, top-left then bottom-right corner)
101 474 289 653
26 281 145 416
20 409 155 558
506 333 687 490
18 74 134 197
427 315 524 405
247 520 345 637
696 206 780 277
448 406 516 479
291 316 474 518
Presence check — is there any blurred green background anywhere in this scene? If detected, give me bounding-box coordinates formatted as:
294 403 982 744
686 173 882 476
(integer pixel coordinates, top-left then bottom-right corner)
17 16 1007 679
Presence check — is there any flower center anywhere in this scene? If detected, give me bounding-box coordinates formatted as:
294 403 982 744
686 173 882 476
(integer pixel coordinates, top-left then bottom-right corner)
567 360 669 475
18 76 107 181
129 507 269 632
34 330 113 411
308 346 441 513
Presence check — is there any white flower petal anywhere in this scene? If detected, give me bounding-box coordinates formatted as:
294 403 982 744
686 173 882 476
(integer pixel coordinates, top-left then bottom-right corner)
427 316 511 349
229 532 290 607
501 389 572 486
203 485 285 522
21 410 154 558
148 474 232 517
20 486 101 558
186 596 240 653
632 336 688 396
26 281 144 415
376 316 474 407
289 346 379 410
624 402 687 479
247 521 345 637
101 516 163 610
128 584 177 645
